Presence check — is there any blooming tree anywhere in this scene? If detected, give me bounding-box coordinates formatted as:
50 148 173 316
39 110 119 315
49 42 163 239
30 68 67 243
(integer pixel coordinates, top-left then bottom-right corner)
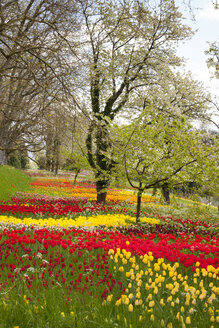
111 108 218 223
76 0 193 202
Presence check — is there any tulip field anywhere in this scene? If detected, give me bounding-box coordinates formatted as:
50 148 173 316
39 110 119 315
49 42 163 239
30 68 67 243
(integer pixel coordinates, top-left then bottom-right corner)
0 175 218 328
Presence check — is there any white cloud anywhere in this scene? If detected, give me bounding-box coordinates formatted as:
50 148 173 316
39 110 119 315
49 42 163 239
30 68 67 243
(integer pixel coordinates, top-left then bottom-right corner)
196 2 219 20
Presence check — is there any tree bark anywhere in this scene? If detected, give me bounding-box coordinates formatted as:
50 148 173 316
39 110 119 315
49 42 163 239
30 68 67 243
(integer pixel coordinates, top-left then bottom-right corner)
46 129 54 171
161 183 170 204
73 169 80 184
54 137 60 176
0 150 8 165
136 190 142 224
94 124 111 204
96 178 108 203
0 133 9 165
86 123 109 203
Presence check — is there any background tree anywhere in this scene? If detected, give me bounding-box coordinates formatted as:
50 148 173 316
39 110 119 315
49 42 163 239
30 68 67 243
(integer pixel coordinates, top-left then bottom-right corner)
0 0 79 165
61 112 90 183
8 146 29 169
36 102 90 177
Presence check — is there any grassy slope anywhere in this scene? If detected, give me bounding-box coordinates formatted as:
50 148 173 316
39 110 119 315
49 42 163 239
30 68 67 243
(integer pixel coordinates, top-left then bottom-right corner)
0 165 31 200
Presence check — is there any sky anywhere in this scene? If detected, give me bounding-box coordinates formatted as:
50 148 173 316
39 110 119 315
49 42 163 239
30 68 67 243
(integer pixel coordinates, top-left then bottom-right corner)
176 0 219 90
176 0 219 125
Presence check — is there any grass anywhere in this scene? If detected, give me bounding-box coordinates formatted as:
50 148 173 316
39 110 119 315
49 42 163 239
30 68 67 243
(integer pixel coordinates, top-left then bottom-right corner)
138 202 219 223
0 165 32 200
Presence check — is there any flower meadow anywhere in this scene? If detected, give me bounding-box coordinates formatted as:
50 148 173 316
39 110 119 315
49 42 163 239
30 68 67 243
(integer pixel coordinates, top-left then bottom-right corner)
0 176 218 328
29 179 157 204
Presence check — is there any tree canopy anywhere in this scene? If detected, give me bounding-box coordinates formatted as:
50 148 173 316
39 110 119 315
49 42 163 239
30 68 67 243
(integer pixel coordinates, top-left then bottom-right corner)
110 108 218 222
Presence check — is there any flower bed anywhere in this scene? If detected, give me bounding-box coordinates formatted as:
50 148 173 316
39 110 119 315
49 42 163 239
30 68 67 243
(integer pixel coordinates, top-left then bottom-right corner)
30 179 158 204
0 176 218 327
0 225 218 327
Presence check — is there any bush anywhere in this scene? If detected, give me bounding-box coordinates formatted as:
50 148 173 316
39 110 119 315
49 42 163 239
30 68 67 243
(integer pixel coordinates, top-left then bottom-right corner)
8 150 29 169
37 155 47 170
8 151 21 169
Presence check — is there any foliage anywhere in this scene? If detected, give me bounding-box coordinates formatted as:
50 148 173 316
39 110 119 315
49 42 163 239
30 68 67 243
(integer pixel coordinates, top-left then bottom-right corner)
205 41 219 79
8 150 29 169
61 134 90 184
37 155 47 170
8 151 21 169
110 107 218 222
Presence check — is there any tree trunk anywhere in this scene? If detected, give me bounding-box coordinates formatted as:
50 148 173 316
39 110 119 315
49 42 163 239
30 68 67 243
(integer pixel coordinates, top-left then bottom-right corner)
46 129 54 171
54 136 60 175
95 125 112 204
74 169 80 184
136 190 142 224
55 162 59 175
0 149 8 165
0 129 9 165
161 183 170 204
96 179 108 203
